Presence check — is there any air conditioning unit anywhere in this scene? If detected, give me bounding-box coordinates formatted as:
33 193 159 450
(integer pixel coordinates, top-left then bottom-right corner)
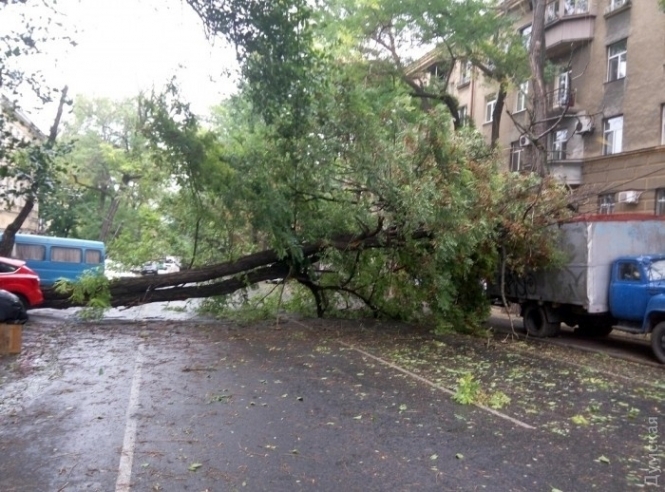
519 134 531 146
617 190 642 204
575 116 595 134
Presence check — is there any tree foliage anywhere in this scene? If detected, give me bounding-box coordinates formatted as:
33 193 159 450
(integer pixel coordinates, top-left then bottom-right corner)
127 8 571 330
24 0 573 332
0 0 75 254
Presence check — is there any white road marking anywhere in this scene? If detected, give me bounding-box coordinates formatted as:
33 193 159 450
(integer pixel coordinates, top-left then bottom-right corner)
338 341 535 430
115 345 144 491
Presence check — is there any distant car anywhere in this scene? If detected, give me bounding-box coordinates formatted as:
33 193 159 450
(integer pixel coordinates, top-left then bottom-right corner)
140 259 180 276
0 256 44 309
140 261 162 276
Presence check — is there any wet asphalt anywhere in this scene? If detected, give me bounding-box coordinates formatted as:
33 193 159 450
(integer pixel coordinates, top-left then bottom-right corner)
0 312 660 491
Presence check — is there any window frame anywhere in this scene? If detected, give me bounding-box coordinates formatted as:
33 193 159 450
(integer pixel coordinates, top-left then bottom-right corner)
661 104 665 146
599 193 616 215
564 0 588 15
603 115 624 155
548 129 568 161
485 94 497 124
459 60 472 86
510 142 524 172
609 0 627 11
516 81 528 113
546 1 560 23
458 105 468 126
553 70 571 108
520 25 532 49
656 188 665 215
607 39 627 82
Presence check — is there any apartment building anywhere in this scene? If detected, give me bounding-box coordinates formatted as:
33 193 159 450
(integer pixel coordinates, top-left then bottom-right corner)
0 96 42 233
411 0 665 215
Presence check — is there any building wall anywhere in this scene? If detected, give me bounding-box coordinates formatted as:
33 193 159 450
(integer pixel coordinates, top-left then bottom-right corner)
0 98 42 233
414 0 665 215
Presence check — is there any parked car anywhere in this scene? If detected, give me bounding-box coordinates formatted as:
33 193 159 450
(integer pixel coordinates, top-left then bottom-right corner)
0 256 44 309
140 259 180 276
140 261 162 275
0 289 29 323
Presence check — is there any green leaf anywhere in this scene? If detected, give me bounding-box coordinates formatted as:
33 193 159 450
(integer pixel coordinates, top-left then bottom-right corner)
595 455 610 464
455 453 464 460
188 463 203 471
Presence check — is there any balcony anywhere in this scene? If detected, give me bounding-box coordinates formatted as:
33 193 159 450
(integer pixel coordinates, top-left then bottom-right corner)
544 1 596 58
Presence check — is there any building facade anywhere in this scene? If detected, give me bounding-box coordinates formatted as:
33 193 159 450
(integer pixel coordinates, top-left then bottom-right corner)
412 0 665 215
0 96 43 233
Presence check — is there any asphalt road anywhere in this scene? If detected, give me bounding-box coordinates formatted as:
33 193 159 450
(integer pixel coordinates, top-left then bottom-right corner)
1 315 663 491
485 307 659 367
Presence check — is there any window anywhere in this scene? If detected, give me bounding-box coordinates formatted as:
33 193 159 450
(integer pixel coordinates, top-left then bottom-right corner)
607 0 628 12
458 105 468 126
510 142 524 172
603 115 623 155
546 1 560 23
459 60 472 85
427 63 448 84
656 189 665 215
85 250 103 264
51 247 82 263
516 82 528 112
549 129 567 160
607 39 627 82
521 25 532 49
599 193 615 214
661 105 665 145
555 70 571 107
564 0 588 15
485 94 497 123
0 261 17 274
619 262 641 281
15 244 45 261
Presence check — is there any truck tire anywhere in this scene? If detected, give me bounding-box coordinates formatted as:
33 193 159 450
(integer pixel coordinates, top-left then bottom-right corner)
651 322 665 364
523 304 560 338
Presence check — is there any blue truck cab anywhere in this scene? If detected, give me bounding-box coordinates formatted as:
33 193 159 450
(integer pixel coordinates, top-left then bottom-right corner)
609 255 665 362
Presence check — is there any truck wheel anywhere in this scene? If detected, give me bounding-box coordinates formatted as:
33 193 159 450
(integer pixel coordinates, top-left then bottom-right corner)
523 304 560 338
651 322 665 364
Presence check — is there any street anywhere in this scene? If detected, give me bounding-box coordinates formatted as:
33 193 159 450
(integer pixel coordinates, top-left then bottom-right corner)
1 313 664 491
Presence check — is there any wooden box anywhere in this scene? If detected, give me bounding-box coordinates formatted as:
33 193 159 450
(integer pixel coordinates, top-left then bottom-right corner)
0 324 22 355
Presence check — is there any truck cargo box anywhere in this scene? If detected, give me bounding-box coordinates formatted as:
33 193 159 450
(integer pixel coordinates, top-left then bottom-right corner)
498 215 665 313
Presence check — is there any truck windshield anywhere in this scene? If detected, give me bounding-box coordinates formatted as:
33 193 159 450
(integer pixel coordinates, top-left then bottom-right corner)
647 260 665 281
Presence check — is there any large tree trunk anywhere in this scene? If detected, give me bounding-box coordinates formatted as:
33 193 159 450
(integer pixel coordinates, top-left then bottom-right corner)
40 225 433 309
529 0 548 177
491 83 507 149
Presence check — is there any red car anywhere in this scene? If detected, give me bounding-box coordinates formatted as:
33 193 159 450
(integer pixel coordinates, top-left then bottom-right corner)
0 256 44 309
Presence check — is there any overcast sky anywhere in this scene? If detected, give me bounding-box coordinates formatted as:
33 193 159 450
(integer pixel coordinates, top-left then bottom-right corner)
4 0 238 129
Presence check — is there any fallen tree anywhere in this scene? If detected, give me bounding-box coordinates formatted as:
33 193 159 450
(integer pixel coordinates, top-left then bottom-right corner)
40 222 433 316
